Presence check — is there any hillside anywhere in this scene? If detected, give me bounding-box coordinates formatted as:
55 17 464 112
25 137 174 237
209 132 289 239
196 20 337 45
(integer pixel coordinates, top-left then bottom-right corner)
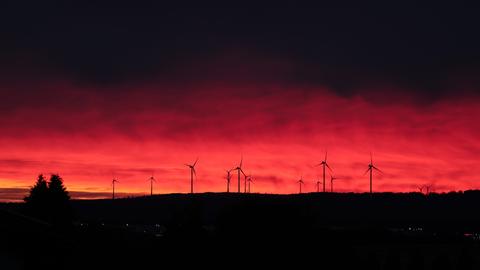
2 192 480 269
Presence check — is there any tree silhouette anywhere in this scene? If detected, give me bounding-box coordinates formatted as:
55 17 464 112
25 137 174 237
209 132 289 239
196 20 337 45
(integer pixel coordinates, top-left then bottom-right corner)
24 174 49 205
47 174 72 226
24 173 72 226
48 174 70 202
24 174 49 219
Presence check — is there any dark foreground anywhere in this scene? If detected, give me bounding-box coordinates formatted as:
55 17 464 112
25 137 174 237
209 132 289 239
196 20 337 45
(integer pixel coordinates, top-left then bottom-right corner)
1 192 480 269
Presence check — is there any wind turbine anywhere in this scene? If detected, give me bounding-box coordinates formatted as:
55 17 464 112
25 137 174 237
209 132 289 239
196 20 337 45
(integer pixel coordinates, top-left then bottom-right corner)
243 172 251 193
225 168 233 193
185 157 198 194
233 157 245 193
316 178 322 193
148 174 156 196
316 151 332 193
424 184 433 195
247 175 253 193
112 178 119 200
330 174 339 193
364 153 382 193
297 176 305 194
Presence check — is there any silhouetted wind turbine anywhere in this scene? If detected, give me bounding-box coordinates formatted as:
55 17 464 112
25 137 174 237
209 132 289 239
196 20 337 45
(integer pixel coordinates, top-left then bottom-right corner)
233 157 245 193
148 174 156 196
243 172 250 193
112 178 119 200
424 184 433 194
247 175 253 193
225 168 233 193
316 178 322 193
185 157 198 194
364 153 382 193
297 176 304 194
316 151 332 193
330 174 339 193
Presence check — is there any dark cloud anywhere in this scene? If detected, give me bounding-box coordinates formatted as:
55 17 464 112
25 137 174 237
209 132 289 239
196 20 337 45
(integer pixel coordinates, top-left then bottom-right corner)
1 2 479 97
0 188 29 202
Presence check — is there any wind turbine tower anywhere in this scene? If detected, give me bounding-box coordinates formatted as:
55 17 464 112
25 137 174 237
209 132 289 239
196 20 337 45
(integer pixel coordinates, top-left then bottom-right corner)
112 178 119 200
297 176 305 194
316 152 332 193
316 176 322 193
330 175 338 192
247 175 253 193
233 157 245 193
148 174 156 196
226 169 233 193
185 158 198 194
364 153 382 193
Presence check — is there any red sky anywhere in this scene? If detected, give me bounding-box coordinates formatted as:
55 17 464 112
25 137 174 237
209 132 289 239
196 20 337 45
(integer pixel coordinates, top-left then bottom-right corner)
1 80 479 201
2 4 480 202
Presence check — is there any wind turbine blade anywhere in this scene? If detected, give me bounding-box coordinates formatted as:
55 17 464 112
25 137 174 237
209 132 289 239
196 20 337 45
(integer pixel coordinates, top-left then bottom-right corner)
193 157 198 167
325 151 328 162
192 168 197 177
363 168 371 176
370 152 373 164
373 166 383 173
315 163 322 167
184 163 190 167
325 163 332 172
239 156 243 168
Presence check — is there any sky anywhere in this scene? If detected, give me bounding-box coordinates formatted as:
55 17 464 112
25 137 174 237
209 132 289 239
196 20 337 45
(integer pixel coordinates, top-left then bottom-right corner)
1 2 480 200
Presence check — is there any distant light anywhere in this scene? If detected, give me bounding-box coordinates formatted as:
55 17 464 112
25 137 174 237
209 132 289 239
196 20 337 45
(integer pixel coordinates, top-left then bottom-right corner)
126 223 129 227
